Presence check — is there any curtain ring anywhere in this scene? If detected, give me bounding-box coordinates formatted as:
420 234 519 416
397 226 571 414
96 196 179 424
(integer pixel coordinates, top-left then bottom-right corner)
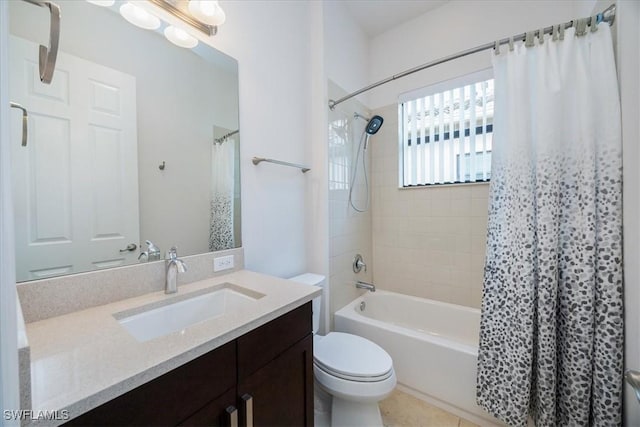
559 24 565 40
494 40 500 55
575 18 588 36
525 31 535 47
538 28 544 44
552 25 558 41
590 15 598 32
508 36 514 51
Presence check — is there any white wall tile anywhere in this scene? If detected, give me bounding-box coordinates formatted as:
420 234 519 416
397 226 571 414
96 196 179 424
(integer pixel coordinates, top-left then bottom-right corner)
371 106 489 309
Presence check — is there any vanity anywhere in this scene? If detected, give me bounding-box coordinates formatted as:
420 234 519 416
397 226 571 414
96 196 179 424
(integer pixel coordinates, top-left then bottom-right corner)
67 301 313 426
19 268 320 426
7 1 320 425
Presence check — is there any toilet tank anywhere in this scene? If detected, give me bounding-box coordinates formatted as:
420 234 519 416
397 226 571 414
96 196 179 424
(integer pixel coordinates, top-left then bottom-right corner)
288 273 325 334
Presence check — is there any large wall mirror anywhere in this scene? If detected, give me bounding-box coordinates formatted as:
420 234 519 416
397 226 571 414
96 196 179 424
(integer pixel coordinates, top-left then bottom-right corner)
9 0 241 282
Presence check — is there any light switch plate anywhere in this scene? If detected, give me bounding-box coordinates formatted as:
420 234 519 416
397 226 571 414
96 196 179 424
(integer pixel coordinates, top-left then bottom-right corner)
213 255 234 272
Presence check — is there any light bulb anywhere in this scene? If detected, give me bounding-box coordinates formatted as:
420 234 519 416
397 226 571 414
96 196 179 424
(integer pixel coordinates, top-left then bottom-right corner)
188 0 226 26
119 2 161 30
164 26 199 48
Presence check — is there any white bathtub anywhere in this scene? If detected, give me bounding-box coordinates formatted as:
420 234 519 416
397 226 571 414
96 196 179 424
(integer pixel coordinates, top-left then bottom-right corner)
334 290 500 426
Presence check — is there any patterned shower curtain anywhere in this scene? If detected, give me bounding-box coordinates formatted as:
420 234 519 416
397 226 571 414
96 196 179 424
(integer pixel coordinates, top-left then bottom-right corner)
209 138 235 251
476 23 623 426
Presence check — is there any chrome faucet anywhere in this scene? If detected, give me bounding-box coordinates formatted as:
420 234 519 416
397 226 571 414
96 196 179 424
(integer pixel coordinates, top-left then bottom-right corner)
356 280 375 292
138 240 161 262
165 246 187 294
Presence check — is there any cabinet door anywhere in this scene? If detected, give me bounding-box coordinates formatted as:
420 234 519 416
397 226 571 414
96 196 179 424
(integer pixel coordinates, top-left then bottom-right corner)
64 341 236 426
237 302 311 380
238 335 313 427
178 388 237 427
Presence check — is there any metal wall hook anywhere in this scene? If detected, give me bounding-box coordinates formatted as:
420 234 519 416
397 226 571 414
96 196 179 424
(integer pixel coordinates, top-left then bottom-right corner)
23 0 60 84
10 102 28 147
158 161 165 170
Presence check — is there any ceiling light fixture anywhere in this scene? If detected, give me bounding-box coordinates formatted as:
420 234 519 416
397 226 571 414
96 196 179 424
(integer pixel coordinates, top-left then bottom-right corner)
119 2 161 30
164 26 199 48
147 0 220 36
188 0 226 26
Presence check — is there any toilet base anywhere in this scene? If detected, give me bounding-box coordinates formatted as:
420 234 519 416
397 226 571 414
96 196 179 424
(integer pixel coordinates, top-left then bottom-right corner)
331 397 383 427
314 381 332 427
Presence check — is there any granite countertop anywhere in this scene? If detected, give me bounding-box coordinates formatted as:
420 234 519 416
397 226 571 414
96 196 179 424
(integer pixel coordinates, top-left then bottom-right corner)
23 270 320 426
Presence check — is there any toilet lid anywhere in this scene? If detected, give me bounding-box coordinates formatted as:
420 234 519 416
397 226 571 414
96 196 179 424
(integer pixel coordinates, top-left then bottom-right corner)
314 332 392 379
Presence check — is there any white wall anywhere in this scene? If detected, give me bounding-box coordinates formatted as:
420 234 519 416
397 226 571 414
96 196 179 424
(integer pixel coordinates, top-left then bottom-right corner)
305 0 330 332
203 1 317 277
0 2 20 424
619 0 640 423
368 1 578 109
323 2 372 327
327 82 373 328
323 1 370 105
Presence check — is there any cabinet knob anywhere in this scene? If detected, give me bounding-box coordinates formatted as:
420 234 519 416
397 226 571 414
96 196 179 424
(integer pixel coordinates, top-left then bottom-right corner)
226 405 238 427
241 394 253 427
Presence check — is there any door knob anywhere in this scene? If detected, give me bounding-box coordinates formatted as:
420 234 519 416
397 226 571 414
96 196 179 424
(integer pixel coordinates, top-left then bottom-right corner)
119 243 137 252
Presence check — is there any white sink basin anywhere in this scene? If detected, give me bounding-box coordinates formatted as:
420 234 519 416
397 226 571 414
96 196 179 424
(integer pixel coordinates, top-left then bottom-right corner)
115 283 264 342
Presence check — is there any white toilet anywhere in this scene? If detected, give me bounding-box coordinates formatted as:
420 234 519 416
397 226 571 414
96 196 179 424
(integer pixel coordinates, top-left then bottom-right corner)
289 273 396 427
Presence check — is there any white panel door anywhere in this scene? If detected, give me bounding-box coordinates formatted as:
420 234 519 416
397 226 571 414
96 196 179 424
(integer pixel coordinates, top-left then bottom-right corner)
10 36 139 281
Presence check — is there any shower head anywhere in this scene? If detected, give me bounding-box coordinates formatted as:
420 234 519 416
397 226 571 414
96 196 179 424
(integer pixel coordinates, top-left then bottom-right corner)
365 115 384 135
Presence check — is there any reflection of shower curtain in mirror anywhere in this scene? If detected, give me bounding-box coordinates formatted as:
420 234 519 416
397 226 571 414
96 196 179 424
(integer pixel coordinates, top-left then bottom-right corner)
209 139 235 251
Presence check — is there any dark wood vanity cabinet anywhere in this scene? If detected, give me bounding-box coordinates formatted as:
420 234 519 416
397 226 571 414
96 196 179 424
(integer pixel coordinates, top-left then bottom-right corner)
65 303 313 427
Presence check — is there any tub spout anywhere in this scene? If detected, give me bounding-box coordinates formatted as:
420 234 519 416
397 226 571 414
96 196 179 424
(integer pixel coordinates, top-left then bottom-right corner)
356 280 375 292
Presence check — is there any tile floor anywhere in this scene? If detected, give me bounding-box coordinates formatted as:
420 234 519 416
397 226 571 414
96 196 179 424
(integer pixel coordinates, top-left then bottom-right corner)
380 389 479 427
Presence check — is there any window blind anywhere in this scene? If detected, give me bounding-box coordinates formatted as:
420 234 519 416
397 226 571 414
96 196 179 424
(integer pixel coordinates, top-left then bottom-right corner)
399 70 494 187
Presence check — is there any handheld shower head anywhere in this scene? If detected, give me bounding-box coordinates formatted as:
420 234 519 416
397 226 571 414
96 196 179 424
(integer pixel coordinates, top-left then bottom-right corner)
365 115 384 135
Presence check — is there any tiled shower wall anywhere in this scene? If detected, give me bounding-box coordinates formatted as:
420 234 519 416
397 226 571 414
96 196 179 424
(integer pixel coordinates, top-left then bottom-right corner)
371 104 489 308
328 81 373 327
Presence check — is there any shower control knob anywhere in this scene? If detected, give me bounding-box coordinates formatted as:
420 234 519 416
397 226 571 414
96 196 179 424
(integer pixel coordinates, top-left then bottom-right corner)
353 254 367 273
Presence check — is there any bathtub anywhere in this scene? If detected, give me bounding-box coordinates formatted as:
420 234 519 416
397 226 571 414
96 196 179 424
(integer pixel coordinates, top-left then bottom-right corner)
334 290 500 426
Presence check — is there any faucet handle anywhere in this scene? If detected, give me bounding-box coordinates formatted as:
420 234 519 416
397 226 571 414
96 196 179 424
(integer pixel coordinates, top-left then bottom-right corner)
146 240 160 253
353 254 367 273
166 246 178 260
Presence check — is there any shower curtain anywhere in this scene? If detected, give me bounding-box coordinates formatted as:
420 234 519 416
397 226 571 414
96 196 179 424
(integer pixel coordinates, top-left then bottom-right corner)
209 138 235 251
476 23 623 427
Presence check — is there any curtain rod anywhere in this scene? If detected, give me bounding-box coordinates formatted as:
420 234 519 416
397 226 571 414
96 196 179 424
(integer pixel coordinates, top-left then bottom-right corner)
328 3 616 110
214 129 239 144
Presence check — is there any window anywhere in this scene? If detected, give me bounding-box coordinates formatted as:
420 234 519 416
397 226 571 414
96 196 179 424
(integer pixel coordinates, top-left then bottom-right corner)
399 70 494 187
328 116 350 190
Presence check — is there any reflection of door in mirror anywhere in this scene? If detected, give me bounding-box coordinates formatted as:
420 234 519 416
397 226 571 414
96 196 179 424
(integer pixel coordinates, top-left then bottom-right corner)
10 36 140 282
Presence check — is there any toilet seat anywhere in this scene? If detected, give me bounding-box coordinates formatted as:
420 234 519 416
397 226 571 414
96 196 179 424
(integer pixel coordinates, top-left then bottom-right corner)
314 360 394 382
314 332 393 382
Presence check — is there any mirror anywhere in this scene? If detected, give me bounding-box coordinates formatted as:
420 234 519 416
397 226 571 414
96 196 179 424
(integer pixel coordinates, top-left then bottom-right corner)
9 0 241 282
